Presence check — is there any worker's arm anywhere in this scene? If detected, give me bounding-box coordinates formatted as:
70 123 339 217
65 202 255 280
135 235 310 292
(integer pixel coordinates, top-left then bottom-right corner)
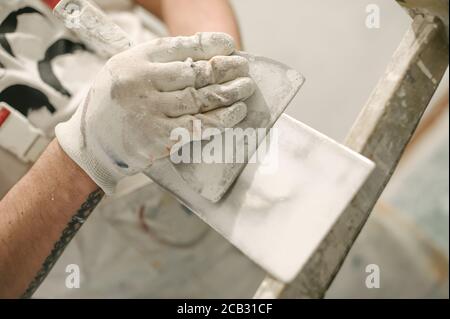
0 33 253 298
135 0 242 48
0 140 102 298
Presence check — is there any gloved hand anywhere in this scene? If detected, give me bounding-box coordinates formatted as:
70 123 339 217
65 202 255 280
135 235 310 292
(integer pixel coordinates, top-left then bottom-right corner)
55 32 255 194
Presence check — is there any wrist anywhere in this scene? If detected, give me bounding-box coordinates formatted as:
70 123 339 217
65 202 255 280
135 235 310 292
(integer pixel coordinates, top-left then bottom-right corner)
55 106 124 195
46 139 99 195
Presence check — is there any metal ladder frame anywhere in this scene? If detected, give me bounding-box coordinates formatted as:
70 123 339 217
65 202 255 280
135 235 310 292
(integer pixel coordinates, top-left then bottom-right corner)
254 0 449 299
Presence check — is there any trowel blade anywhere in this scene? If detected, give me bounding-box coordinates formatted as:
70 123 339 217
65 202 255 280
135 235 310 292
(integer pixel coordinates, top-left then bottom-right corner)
147 114 375 283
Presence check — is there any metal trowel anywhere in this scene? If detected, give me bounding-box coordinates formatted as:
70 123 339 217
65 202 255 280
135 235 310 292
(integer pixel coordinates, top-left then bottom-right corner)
53 0 375 283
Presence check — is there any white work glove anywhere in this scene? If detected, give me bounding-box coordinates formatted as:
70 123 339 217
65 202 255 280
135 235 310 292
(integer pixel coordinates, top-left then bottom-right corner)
55 32 255 194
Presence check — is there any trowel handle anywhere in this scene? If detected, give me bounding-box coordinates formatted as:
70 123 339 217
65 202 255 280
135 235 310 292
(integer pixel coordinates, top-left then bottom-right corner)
52 0 132 58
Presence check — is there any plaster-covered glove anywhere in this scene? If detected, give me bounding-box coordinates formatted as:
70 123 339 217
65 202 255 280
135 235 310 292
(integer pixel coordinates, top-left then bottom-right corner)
55 32 255 194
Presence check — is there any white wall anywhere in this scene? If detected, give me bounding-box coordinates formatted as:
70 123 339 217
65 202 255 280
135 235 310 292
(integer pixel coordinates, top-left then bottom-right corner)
231 0 412 141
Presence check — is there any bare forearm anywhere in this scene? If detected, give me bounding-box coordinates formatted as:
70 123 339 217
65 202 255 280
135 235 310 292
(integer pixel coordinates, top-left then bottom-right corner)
136 0 242 48
0 140 102 298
